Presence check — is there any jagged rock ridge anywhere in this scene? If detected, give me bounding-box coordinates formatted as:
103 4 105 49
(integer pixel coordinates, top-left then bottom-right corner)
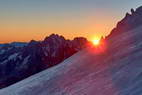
107 6 142 39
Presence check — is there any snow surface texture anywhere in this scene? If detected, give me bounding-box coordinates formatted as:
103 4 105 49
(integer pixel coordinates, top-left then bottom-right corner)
0 24 142 95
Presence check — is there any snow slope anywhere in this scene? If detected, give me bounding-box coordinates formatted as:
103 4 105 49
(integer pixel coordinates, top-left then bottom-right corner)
0 24 142 95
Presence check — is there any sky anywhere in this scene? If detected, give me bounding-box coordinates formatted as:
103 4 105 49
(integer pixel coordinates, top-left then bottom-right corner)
0 0 142 43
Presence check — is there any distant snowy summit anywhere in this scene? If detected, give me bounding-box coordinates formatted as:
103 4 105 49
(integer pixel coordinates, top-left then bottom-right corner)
0 34 88 88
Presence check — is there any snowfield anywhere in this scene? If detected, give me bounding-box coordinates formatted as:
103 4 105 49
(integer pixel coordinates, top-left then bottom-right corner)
0 25 142 95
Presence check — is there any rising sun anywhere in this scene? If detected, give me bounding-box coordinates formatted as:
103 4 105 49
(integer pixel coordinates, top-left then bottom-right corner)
92 39 100 45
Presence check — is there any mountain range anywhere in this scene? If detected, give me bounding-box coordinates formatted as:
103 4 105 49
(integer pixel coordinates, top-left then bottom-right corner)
1 6 142 95
0 34 88 88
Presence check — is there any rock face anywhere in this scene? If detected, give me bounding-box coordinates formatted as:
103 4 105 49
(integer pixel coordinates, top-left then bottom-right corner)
0 6 142 95
107 6 142 40
0 34 88 88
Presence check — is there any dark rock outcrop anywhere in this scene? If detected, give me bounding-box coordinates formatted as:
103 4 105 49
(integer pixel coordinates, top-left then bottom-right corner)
107 6 142 40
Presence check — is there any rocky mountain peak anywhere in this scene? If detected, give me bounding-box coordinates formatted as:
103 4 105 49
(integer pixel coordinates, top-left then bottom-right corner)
43 34 65 45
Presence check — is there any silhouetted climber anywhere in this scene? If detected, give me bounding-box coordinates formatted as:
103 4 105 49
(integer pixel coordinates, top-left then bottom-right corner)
131 8 135 14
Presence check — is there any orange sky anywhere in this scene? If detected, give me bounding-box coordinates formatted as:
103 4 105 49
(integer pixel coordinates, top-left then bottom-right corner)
0 0 141 43
0 11 120 43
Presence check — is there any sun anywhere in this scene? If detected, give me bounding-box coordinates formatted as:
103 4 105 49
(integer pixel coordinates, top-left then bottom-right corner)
92 39 100 46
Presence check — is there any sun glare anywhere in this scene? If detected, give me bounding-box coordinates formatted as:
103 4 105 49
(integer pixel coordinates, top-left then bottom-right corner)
92 39 100 46
91 37 106 54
